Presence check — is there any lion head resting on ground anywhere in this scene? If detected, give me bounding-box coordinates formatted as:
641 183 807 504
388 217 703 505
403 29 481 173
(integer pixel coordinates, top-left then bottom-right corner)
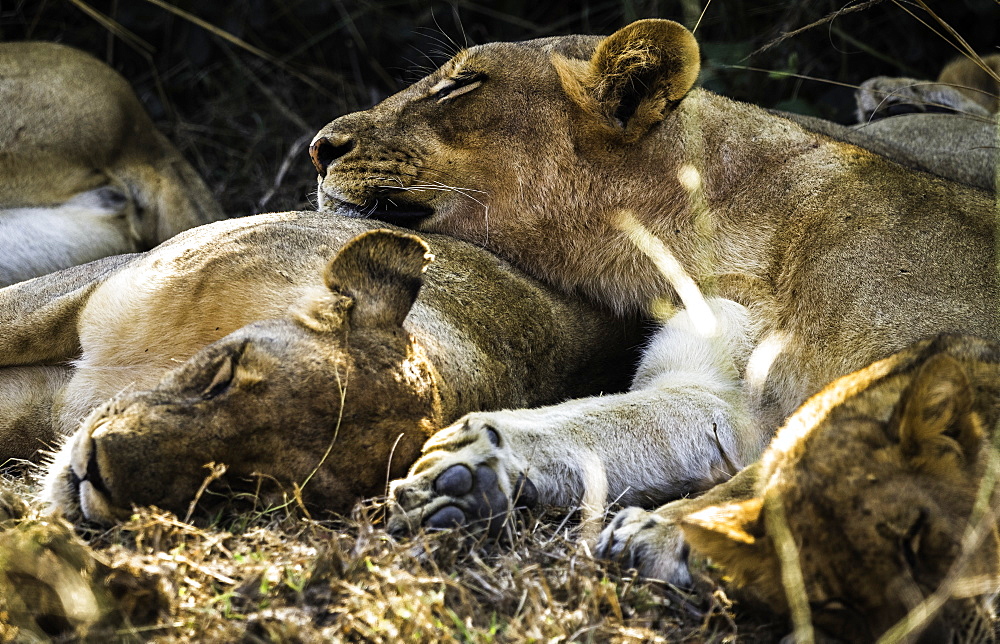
43 229 446 520
7 214 635 522
0 42 224 286
682 335 1000 643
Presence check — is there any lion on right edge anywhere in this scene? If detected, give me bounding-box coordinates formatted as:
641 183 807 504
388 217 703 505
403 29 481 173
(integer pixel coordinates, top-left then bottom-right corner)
655 335 1000 643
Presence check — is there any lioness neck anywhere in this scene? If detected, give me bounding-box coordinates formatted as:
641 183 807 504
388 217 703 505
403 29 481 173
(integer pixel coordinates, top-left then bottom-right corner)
493 90 824 318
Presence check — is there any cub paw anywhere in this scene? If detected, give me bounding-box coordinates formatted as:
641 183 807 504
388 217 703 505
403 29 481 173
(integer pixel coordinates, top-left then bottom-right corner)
387 413 537 537
596 507 692 586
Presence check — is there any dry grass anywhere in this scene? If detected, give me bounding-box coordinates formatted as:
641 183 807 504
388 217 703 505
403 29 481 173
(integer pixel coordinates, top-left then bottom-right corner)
0 471 783 642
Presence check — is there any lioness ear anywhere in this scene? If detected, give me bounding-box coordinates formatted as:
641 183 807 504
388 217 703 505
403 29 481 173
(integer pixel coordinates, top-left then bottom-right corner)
579 19 700 140
897 353 984 469
323 229 433 328
681 498 776 586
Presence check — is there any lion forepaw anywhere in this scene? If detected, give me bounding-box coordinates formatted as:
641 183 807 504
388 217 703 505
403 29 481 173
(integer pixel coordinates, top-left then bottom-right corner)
596 506 692 586
387 414 537 537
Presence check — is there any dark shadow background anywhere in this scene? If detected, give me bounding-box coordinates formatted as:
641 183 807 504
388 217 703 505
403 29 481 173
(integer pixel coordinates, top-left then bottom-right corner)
3 0 997 216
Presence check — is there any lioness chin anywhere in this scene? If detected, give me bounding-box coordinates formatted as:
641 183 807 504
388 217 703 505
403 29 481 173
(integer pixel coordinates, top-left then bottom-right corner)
310 16 1000 581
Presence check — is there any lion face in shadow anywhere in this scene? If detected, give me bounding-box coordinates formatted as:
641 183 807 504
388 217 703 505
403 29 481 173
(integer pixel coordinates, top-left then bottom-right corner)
45 230 443 522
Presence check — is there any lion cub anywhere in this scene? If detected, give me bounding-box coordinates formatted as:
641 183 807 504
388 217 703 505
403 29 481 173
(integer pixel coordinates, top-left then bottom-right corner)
671 336 1000 642
0 42 224 286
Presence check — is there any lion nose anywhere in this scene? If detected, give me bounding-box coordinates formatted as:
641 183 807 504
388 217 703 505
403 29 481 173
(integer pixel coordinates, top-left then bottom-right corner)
309 132 355 176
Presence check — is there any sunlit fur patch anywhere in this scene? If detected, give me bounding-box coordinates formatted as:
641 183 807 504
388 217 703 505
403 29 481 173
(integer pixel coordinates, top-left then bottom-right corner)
615 209 716 335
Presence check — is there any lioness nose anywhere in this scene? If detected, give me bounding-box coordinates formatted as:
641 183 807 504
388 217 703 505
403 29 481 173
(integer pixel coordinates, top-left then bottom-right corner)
309 132 355 176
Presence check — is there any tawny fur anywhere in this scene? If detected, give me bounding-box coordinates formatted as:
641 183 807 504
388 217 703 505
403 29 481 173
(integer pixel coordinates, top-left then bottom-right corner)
309 19 1000 543
0 214 635 521
673 337 1000 642
0 42 224 286
938 53 1000 114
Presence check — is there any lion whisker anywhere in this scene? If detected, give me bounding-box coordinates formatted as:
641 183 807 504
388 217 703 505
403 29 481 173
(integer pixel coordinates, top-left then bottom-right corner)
372 180 490 208
371 177 492 244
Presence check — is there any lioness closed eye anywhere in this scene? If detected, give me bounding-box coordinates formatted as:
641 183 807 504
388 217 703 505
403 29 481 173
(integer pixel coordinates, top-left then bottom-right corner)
311 16 999 568
0 42 224 286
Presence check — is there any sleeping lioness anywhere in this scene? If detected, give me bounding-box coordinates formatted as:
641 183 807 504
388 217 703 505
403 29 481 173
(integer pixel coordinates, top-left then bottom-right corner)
0 42 224 286
0 213 634 520
308 19 1000 554
649 335 1000 642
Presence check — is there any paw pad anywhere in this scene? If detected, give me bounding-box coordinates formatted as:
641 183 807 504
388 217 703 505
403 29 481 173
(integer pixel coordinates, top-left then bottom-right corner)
426 505 466 530
434 464 473 496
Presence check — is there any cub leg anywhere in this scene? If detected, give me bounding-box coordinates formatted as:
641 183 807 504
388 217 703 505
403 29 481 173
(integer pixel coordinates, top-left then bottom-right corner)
387 298 764 537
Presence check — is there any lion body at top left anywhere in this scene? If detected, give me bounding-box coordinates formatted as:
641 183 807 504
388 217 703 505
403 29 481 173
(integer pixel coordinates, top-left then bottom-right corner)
0 42 225 286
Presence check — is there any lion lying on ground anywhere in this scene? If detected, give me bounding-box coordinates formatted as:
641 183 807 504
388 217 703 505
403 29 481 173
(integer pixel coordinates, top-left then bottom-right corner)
308 18 1000 561
783 52 998 192
0 213 633 520
608 335 1000 643
0 42 224 286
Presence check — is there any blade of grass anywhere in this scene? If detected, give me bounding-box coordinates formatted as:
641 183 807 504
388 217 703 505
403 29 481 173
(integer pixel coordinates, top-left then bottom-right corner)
140 0 335 98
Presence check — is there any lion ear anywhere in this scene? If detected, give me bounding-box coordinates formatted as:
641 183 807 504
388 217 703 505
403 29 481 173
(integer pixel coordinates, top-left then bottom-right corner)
897 353 984 469
324 229 433 328
571 19 700 141
681 498 776 586
296 229 432 333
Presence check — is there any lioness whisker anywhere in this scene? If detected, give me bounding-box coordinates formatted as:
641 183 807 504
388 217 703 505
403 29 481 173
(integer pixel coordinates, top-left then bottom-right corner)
371 179 491 224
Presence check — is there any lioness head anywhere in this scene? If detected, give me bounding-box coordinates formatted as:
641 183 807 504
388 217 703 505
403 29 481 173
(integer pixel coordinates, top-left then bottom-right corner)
43 229 442 523
311 19 700 306
682 336 1000 642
